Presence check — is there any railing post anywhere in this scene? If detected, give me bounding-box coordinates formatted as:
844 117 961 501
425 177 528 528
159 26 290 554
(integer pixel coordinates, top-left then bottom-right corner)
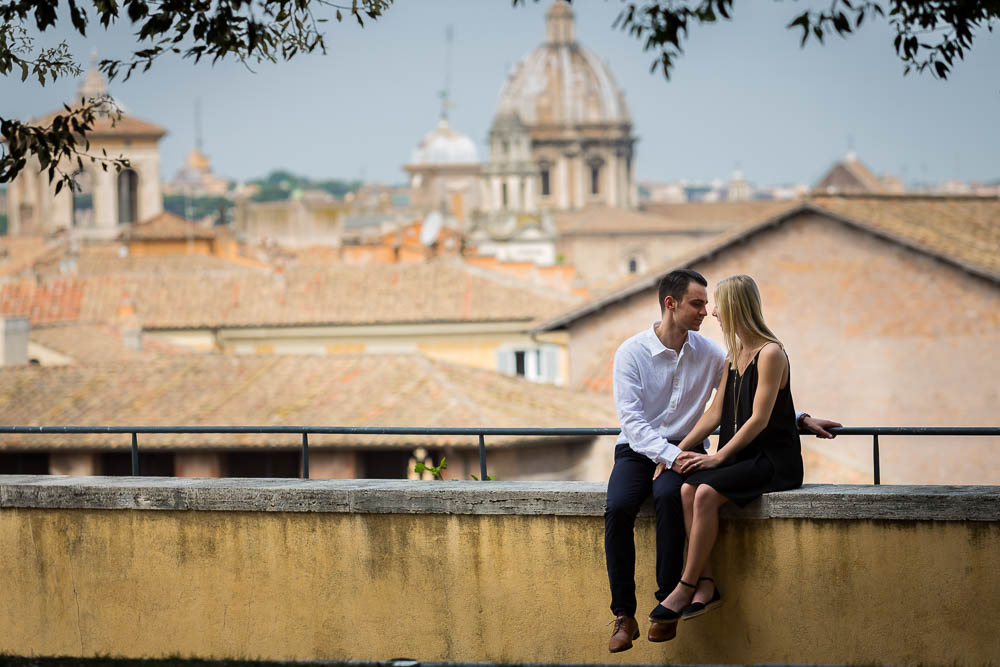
301 433 310 479
479 434 487 481
131 432 139 476
872 433 880 485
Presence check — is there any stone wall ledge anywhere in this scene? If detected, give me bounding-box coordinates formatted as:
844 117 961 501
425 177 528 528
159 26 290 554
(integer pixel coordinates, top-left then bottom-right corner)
1 475 998 521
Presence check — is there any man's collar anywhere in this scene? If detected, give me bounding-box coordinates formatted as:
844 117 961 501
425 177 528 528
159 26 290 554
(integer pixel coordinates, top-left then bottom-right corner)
646 322 693 357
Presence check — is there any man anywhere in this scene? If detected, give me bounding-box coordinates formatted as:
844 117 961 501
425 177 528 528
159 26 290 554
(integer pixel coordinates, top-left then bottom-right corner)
606 269 838 652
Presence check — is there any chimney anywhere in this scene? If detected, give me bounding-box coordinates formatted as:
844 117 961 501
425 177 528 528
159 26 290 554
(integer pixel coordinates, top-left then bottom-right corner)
119 293 142 350
122 325 142 351
0 317 30 365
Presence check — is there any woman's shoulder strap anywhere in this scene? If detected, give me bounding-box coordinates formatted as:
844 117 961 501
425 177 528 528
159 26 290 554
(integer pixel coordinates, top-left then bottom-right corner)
752 340 779 362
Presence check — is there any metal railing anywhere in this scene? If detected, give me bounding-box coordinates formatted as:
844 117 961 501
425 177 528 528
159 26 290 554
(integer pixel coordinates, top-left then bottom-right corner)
1 425 998 484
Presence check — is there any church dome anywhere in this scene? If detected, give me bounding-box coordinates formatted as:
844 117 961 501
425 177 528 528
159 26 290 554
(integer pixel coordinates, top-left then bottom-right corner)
409 117 479 166
494 1 630 127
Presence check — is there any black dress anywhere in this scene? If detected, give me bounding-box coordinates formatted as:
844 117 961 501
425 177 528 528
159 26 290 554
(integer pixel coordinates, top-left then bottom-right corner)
685 344 803 507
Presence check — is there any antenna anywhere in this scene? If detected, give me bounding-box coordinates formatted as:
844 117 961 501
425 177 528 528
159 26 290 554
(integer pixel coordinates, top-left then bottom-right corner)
195 97 203 152
439 24 454 120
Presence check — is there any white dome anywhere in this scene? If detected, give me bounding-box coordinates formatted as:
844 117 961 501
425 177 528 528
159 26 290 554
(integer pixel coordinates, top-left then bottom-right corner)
494 1 630 127
409 118 479 166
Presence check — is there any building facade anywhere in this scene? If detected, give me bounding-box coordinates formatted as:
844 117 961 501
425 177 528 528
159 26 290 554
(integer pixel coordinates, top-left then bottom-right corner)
5 60 165 238
482 1 637 214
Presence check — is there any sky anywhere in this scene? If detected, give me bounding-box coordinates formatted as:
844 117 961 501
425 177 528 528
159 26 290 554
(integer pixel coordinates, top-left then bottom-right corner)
2 1 999 189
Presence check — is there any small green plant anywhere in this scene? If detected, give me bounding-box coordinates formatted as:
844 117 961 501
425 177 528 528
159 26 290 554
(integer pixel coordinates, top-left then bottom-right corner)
470 473 497 481
413 456 447 480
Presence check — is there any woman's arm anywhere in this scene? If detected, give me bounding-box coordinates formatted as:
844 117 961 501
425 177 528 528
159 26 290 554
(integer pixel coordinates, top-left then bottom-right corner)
676 365 729 451
713 343 786 462
674 343 787 475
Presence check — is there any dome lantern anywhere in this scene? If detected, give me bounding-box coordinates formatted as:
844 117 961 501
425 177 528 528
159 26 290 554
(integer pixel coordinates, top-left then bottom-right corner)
545 1 575 45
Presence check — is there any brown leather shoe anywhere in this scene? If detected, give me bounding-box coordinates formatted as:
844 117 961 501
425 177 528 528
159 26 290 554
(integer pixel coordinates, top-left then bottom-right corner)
647 618 677 642
608 615 639 653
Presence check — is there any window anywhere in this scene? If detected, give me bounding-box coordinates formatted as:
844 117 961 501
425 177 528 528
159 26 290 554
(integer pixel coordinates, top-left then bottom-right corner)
590 165 601 195
515 350 527 376
100 452 175 476
497 346 560 384
540 169 551 196
362 450 413 479
223 451 299 478
501 182 508 208
628 258 638 274
72 169 93 228
117 168 139 224
0 452 49 474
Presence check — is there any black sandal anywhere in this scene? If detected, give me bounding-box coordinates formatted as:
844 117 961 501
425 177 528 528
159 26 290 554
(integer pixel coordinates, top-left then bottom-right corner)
649 579 696 622
681 576 723 620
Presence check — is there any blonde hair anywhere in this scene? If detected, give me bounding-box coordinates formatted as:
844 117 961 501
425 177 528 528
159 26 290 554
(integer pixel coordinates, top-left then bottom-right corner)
714 274 782 369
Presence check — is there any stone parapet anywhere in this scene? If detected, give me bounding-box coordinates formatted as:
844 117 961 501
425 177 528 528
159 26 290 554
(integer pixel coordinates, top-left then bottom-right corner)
2 476 999 664
2 475 997 521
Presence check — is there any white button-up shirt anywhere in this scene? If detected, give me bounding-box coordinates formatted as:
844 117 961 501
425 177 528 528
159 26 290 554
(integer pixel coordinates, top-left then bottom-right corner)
613 323 727 468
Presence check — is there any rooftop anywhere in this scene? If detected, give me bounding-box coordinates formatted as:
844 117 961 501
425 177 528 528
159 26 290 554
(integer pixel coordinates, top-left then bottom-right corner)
536 194 1000 331
1 261 579 328
0 353 616 450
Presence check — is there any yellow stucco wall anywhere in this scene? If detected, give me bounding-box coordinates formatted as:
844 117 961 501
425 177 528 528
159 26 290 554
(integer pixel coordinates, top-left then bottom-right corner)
1 508 997 665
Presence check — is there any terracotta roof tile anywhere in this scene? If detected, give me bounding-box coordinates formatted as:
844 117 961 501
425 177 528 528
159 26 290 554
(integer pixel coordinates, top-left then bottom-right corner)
0 277 85 323
31 251 258 278
535 195 1000 331
809 195 1000 279
31 109 166 139
555 201 797 235
120 212 217 241
813 157 887 194
0 236 54 277
0 354 617 449
29 323 182 363
1 261 579 328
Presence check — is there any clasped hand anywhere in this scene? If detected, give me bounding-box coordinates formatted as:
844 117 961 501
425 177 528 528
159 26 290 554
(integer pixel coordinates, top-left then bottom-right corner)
652 451 724 480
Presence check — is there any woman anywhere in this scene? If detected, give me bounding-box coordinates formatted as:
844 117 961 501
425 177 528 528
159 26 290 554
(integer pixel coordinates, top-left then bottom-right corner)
649 274 803 632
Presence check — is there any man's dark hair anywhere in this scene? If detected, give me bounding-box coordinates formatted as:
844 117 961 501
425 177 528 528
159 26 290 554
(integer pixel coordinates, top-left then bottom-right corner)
657 269 707 313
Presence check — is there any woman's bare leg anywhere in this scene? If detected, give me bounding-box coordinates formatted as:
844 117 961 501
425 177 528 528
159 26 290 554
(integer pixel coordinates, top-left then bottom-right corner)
681 482 715 604
682 484 726 583
660 483 727 611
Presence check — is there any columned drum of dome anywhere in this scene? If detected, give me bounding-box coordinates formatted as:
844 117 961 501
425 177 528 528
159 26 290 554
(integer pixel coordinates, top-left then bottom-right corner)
404 116 483 219
484 0 637 213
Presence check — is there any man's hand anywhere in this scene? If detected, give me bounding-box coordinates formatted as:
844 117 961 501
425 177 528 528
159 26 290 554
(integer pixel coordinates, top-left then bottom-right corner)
652 450 701 480
800 415 842 439
674 452 725 476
